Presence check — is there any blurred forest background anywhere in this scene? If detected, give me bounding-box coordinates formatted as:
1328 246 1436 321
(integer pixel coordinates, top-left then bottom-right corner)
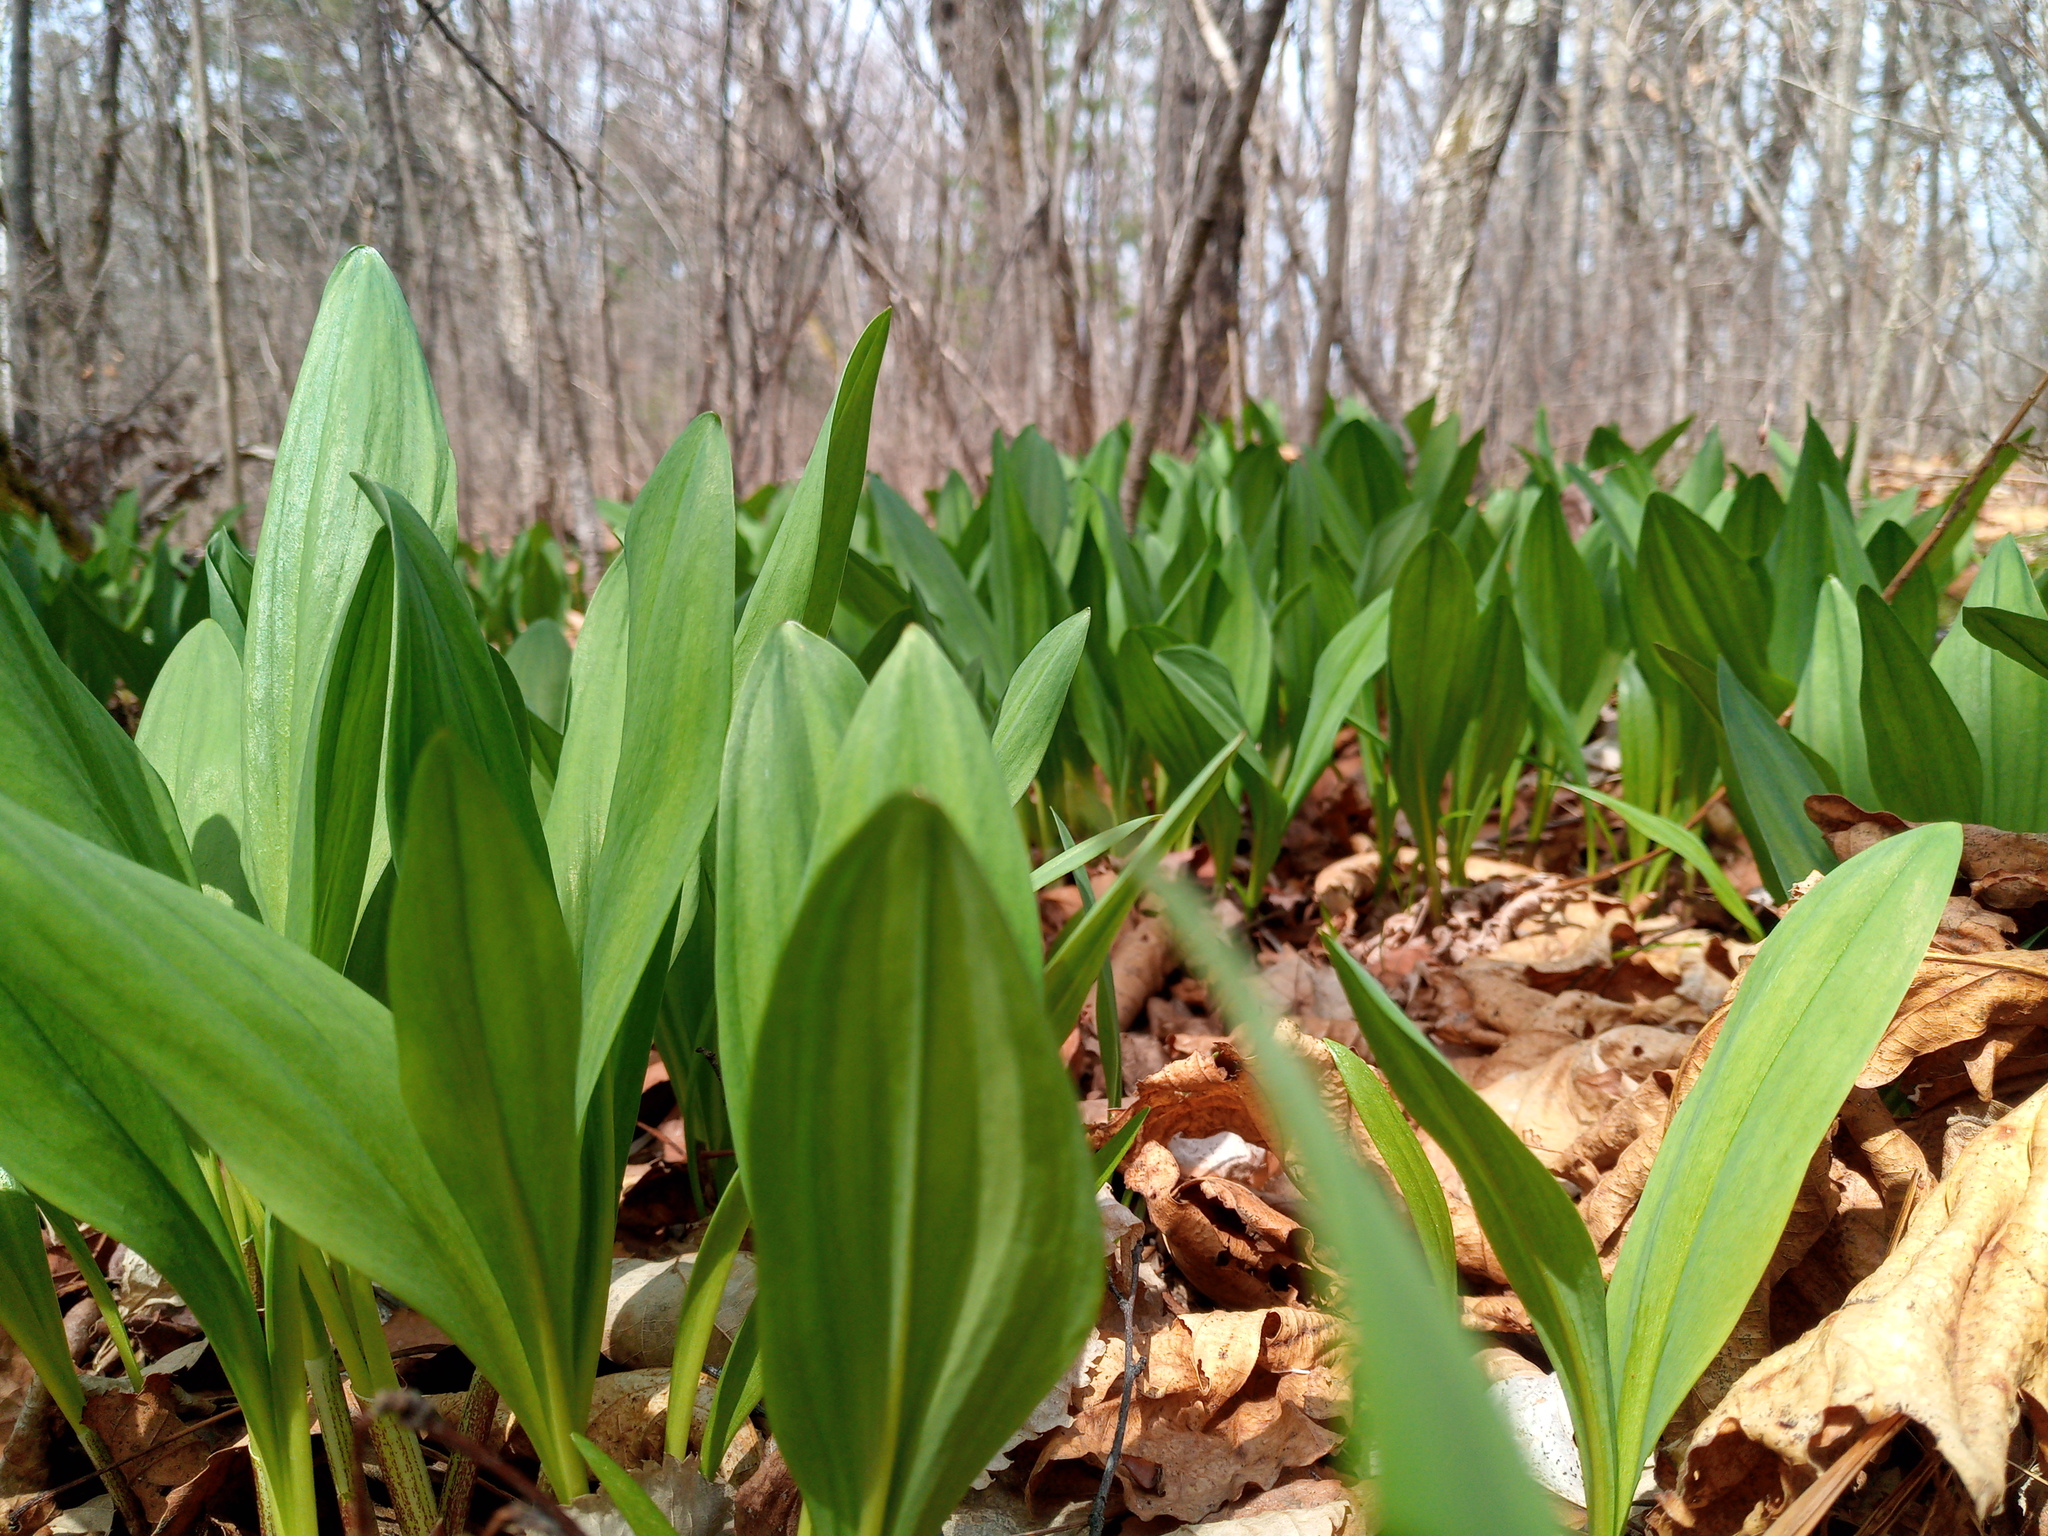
5 0 2048 551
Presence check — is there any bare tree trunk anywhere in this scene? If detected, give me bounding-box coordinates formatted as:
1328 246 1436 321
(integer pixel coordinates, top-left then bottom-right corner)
79 0 125 418
1120 0 1288 520
1393 0 1540 414
8 0 39 449
358 0 409 280
189 0 242 509
1301 0 1368 438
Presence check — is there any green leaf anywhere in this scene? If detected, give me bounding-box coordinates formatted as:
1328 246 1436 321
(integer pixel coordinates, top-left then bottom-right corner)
1857 585 1981 822
870 477 1009 690
716 621 865 1172
1573 781 1762 938
1329 930 1623 1534
1042 734 1241 1030
355 478 546 880
1091 1109 1149 1190
1030 815 1158 891
544 560 631 950
0 1170 83 1424
702 1306 764 1473
579 419 736 1108
747 795 1099 1536
386 734 587 1482
1716 661 1837 903
1318 1026 1456 1298
243 248 457 923
1 558 192 882
0 792 566 1497
1793 577 1875 808
1280 592 1391 813
666 1177 752 1459
1386 533 1479 870
733 313 892 680
1937 539 2048 831
807 627 1038 977
1608 822 1957 1476
507 619 574 733
1154 881 1559 1536
286 528 394 963
992 610 1091 803
572 1436 682 1536
136 619 258 915
1633 493 1791 714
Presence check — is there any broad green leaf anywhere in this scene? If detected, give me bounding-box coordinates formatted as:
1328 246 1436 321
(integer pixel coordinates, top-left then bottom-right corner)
1935 539 2048 831
1 559 192 882
1608 823 1957 1474
1318 1027 1456 1298
1042 734 1241 1030
356 479 546 879
871 477 1008 689
136 619 257 914
733 313 891 680
580 419 736 1107
0 794 562 1495
748 795 1098 1536
1156 882 1559 1536
387 735 587 1481
1574 781 1762 938
1115 626 1240 866
507 618 573 732
1387 532 1479 787
243 248 456 922
1716 662 1836 903
1280 592 1391 812
0 1170 82 1424
1329 932 1623 1534
1793 578 1874 808
1857 586 1981 823
545 560 631 947
807 627 1037 972
1633 494 1790 714
1961 605 2048 683
666 1176 752 1459
1030 815 1158 891
717 622 865 1158
572 1436 683 1536
992 610 1091 803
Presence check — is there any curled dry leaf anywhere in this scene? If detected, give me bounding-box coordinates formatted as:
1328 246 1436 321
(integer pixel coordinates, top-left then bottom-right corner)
1124 1140 1306 1309
79 1380 230 1523
1858 950 2048 1095
1477 1025 1694 1169
1028 1308 1346 1524
604 1253 757 1370
1662 1083 2048 1534
1807 794 2048 915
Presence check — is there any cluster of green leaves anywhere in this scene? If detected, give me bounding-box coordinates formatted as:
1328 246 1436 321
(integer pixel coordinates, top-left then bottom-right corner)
0 253 1118 1536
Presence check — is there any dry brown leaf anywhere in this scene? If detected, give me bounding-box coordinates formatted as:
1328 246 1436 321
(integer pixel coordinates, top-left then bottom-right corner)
1858 951 2048 1090
1807 795 2048 916
1663 1083 2048 1533
1478 1027 1693 1169
1125 1141 1306 1309
1029 1310 1347 1525
79 1382 223 1522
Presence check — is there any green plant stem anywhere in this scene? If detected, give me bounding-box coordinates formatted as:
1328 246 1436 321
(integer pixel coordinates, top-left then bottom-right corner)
46 1216 142 1390
439 1371 500 1535
72 1420 149 1536
306 1350 362 1533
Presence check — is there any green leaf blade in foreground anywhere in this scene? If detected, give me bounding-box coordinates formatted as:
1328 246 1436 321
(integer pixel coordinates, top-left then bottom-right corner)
1325 936 1623 1536
1857 585 1981 823
386 735 586 1483
1714 661 1836 904
578 419 736 1106
1281 592 1391 813
1319 1026 1456 1298
1607 822 1958 1474
992 609 1091 803
0 1170 84 1423
242 248 456 921
1155 882 1558 1536
1 559 192 883
748 794 1099 1536
544 561 631 947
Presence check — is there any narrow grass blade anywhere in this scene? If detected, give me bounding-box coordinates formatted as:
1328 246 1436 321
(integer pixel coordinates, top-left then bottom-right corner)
1573 783 1763 939
0 1170 85 1424
572 1435 683 1536
1154 881 1559 1536
1091 1109 1149 1190
1030 815 1157 890
666 1177 751 1460
1317 1022 1456 1294
702 1306 763 1473
1323 935 1624 1534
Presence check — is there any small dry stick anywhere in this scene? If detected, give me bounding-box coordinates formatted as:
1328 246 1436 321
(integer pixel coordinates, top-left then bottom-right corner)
1088 1238 1145 1536
1882 366 2048 601
1756 1414 1906 1536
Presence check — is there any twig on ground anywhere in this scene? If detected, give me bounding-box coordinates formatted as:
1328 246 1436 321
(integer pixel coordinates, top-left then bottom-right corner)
1088 1237 1144 1536
1883 366 2048 600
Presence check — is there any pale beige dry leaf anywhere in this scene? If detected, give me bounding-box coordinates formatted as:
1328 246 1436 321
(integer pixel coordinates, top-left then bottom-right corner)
1663 1083 2048 1534
1858 951 2048 1089
604 1253 756 1369
1479 1027 1693 1170
566 1455 733 1536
